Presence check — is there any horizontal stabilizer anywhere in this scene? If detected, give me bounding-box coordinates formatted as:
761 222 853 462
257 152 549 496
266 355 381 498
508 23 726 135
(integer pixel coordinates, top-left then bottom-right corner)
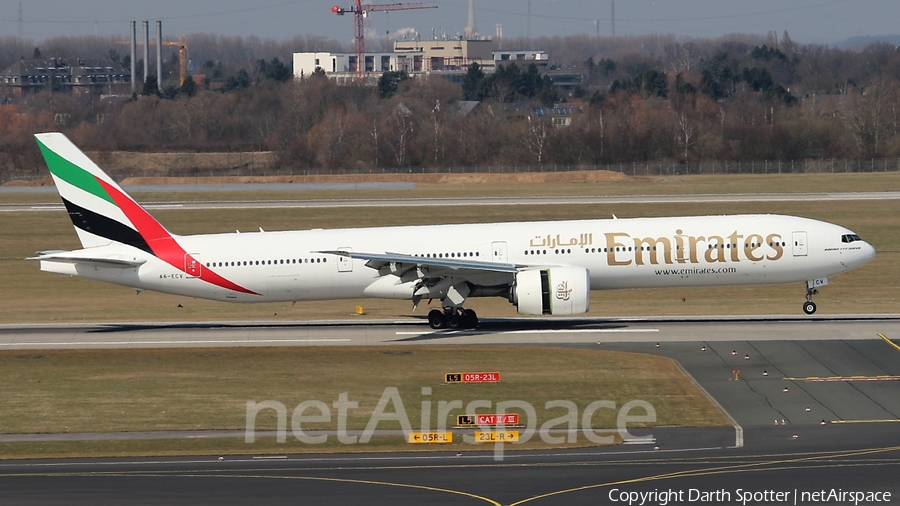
27 252 147 268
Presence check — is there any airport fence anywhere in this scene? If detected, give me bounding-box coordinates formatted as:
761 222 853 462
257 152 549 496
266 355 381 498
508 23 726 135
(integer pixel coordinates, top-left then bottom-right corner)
2 157 900 184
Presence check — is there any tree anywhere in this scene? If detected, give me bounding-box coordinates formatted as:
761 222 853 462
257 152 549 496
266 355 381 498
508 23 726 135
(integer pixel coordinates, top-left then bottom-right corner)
843 79 896 157
107 49 121 65
221 69 251 92
462 63 485 100
537 75 558 106
634 69 668 99
583 56 595 84
671 73 699 158
377 70 409 99
259 57 292 82
524 114 553 165
33 47 42 59
160 85 180 100
180 78 196 97
142 75 160 97
700 53 737 99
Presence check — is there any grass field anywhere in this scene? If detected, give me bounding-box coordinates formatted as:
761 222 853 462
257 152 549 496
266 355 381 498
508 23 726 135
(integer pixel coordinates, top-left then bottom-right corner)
0 346 728 458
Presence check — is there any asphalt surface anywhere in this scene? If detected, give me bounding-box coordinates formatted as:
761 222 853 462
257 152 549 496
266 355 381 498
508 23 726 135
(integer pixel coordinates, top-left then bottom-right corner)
2 315 898 349
2 191 900 212
2 317 900 504
2 426 898 505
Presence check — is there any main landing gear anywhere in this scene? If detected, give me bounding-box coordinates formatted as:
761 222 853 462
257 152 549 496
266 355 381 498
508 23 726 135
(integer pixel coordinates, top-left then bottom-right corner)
428 308 478 330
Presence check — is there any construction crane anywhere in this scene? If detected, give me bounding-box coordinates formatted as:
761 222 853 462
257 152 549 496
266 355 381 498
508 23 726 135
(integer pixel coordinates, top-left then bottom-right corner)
115 33 189 86
332 1 437 80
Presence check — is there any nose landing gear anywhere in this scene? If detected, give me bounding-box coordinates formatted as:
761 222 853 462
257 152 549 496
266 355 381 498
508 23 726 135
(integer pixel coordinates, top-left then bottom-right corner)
427 308 479 329
803 286 818 315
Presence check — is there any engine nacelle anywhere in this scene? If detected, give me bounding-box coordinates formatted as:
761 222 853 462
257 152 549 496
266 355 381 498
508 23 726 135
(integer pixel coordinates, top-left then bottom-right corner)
511 266 590 315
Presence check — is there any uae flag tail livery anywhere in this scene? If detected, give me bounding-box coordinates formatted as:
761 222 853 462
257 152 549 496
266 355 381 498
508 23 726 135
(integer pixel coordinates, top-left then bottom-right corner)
32 132 257 296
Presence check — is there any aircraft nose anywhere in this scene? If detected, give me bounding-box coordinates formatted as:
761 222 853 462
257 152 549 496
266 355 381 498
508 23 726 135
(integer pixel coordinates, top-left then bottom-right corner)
863 241 876 262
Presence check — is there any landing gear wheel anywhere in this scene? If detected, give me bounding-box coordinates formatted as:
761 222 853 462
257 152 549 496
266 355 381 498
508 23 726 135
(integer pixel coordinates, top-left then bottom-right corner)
428 309 446 329
446 310 462 329
463 309 478 329
803 301 817 315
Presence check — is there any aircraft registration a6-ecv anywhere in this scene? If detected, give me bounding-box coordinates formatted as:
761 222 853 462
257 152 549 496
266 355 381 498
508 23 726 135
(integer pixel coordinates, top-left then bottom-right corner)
31 132 876 329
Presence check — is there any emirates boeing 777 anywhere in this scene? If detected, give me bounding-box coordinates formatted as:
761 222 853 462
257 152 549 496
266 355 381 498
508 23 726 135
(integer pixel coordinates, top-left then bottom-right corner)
30 132 875 329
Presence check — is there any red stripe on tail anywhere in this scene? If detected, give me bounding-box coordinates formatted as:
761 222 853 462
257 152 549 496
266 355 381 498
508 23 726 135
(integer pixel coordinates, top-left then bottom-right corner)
97 179 259 296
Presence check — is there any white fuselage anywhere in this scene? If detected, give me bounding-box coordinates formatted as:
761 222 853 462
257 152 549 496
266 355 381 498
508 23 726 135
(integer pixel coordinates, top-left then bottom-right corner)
40 214 875 304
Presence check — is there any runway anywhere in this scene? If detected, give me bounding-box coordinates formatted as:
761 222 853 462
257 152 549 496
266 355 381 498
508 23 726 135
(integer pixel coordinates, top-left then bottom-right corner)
3 318 899 504
2 315 898 349
2 191 899 212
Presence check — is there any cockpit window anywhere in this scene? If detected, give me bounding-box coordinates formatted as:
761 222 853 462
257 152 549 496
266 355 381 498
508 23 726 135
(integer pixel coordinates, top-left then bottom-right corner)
841 234 862 243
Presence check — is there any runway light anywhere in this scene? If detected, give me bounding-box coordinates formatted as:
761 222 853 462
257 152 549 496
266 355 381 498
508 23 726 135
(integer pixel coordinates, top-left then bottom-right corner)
781 419 786 425
655 343 660 348
783 387 789 392
653 446 659 451
218 456 224 461
820 420 826 425
744 354 750 360
732 350 737 355
805 407 811 412
792 434 799 439
701 346 707 351
763 371 768 376
775 419 779 425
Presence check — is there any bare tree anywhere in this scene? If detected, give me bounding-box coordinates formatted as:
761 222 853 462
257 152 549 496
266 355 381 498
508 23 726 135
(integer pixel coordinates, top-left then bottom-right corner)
524 114 553 165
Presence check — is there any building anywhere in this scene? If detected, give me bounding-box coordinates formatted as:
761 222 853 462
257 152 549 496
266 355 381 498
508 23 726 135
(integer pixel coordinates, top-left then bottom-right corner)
492 50 549 69
392 38 493 71
293 38 550 85
0 58 131 98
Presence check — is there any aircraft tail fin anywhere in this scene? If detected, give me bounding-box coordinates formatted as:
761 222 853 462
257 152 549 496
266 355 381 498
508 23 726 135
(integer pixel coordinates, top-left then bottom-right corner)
34 132 170 253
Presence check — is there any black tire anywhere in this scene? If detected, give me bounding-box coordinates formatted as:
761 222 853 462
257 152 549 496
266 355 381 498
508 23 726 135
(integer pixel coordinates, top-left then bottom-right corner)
463 309 478 328
428 309 446 329
447 311 461 329
803 301 817 315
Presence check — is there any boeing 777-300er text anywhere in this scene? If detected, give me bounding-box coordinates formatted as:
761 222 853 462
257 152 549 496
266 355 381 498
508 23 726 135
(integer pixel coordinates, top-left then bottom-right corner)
30 133 876 329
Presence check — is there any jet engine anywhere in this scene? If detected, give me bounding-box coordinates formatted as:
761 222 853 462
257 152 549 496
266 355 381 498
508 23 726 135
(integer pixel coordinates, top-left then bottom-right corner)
510 266 590 315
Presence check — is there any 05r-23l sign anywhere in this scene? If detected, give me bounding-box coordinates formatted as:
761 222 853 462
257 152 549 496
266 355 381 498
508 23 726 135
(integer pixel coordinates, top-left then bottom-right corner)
445 372 501 383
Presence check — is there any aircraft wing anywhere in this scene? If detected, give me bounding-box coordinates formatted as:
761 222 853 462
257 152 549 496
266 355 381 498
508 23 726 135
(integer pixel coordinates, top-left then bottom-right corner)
316 250 522 276
27 251 147 268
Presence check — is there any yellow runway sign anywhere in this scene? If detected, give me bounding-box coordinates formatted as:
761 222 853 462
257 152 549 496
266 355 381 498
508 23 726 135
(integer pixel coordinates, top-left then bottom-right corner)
407 432 453 444
475 431 519 443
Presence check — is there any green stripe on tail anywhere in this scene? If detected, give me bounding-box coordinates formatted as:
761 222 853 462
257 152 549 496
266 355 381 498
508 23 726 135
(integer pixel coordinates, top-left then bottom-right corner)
35 138 116 206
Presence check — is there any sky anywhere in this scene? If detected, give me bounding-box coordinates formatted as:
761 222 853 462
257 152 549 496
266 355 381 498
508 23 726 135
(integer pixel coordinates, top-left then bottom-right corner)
1 0 898 45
